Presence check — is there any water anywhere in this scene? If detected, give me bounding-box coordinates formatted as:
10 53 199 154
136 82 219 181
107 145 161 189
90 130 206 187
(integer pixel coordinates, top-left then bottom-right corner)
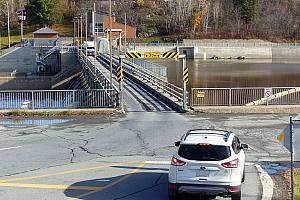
262 163 289 175
0 119 71 129
151 59 300 88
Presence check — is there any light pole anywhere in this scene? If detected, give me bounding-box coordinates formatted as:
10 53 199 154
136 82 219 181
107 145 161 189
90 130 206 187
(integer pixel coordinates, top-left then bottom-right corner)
6 1 10 48
109 0 113 89
18 8 26 45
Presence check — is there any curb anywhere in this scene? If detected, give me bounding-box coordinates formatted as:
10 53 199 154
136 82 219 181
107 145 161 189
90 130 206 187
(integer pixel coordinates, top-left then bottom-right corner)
256 165 274 200
190 105 300 114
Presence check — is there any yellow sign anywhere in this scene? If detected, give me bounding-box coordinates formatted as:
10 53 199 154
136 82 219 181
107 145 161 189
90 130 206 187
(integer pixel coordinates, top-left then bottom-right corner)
196 91 205 98
278 132 284 142
144 52 161 59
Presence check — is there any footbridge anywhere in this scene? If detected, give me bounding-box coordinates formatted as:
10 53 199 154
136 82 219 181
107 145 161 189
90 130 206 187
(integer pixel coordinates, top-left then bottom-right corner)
2 43 300 111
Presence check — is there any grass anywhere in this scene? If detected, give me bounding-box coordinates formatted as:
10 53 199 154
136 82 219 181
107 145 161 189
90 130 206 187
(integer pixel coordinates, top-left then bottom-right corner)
282 168 300 199
0 22 74 50
136 36 165 43
1 109 120 117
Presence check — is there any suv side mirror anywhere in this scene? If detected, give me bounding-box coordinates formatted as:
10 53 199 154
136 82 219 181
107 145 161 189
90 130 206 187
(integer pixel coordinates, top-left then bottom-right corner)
175 141 181 147
240 144 249 150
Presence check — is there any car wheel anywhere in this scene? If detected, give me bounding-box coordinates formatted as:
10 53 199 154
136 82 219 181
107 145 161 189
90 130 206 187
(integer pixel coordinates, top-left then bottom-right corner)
231 190 241 200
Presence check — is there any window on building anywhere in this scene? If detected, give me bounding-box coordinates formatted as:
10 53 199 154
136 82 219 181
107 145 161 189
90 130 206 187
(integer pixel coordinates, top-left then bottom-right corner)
95 23 104 34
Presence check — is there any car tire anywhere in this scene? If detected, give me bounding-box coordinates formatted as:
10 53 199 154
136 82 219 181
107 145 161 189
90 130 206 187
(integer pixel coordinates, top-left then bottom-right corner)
168 194 179 200
231 190 241 200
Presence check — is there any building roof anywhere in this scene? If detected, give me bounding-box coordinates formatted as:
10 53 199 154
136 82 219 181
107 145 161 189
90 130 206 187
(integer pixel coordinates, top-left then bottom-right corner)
33 27 58 34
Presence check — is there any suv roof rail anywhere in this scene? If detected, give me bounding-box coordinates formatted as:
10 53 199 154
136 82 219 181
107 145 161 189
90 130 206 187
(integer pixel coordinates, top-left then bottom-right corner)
184 129 232 142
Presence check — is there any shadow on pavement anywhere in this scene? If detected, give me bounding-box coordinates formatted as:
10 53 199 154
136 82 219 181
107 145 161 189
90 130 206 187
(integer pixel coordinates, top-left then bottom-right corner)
64 172 169 200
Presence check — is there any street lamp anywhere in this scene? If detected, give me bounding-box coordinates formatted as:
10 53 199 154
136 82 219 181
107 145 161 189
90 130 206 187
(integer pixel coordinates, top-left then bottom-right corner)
18 8 26 45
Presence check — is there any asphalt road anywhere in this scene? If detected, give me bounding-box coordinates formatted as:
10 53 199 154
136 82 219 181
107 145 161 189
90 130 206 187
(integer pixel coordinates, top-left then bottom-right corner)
0 71 292 199
0 110 291 200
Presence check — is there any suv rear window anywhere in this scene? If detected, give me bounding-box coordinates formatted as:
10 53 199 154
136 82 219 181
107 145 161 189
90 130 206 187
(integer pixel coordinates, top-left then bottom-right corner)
178 144 231 161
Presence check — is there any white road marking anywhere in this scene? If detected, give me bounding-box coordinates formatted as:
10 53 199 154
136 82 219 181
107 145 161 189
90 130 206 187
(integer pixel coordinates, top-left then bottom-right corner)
256 165 273 200
145 161 170 165
0 146 22 151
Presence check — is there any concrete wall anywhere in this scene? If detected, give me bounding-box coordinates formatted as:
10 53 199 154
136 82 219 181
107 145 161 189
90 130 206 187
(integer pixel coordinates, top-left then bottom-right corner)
0 47 37 73
195 47 273 59
0 77 52 90
272 47 300 59
134 46 176 53
61 53 80 67
134 44 300 59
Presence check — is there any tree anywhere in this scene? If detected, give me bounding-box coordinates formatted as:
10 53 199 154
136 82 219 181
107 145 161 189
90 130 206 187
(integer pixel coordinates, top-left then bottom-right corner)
26 0 63 27
235 0 258 24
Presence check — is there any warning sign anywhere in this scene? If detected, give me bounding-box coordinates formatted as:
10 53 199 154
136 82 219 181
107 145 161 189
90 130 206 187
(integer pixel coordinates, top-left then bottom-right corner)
144 52 161 59
196 91 205 98
264 88 273 98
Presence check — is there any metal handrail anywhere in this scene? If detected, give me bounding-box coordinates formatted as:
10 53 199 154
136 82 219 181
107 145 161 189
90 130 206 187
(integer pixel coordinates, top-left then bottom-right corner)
191 87 300 106
101 54 184 102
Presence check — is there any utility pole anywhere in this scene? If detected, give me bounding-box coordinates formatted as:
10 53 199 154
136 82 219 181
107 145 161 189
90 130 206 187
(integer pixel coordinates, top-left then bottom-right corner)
6 1 11 48
85 11 88 63
73 19 76 45
80 15 83 57
124 12 127 52
290 117 295 200
93 2 97 75
109 0 113 88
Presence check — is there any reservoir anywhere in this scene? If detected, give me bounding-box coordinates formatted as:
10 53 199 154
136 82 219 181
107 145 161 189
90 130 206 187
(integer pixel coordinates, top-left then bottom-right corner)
152 59 300 88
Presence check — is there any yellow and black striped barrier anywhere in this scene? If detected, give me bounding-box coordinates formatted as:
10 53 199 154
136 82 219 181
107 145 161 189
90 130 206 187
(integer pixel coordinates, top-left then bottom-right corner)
125 52 142 59
163 52 179 59
117 65 124 82
183 66 189 84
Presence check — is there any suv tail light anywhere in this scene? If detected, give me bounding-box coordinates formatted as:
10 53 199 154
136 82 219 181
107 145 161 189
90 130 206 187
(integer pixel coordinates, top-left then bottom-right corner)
221 158 239 168
171 157 186 166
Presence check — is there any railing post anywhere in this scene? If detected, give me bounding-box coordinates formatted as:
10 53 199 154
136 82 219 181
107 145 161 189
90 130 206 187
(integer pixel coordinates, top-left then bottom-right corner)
31 91 34 110
182 57 187 112
73 90 75 108
229 89 232 106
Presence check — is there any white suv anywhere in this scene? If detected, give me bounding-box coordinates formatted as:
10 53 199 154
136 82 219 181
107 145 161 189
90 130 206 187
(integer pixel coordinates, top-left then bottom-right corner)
168 129 248 200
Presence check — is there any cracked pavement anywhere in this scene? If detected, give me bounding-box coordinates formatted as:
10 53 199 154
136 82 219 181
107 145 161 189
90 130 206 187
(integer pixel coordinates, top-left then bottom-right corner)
0 111 291 200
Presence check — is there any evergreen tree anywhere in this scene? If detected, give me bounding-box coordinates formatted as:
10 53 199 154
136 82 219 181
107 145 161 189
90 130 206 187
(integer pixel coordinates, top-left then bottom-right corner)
234 0 258 23
26 0 64 26
242 0 258 23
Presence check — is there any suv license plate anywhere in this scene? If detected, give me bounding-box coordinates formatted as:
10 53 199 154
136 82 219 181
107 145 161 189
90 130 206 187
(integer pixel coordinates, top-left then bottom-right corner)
196 171 209 177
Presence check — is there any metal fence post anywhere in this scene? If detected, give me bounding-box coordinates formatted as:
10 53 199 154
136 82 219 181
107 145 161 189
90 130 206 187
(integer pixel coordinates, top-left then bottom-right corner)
73 90 75 108
290 116 295 200
182 57 187 112
229 88 232 106
31 91 34 110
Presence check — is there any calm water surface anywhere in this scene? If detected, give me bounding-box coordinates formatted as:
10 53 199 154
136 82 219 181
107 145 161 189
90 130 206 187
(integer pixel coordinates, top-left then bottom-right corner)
152 59 300 88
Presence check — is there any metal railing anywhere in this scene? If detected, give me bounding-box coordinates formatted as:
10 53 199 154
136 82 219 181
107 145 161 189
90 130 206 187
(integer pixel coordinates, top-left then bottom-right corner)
191 87 300 106
101 54 184 103
126 58 167 78
79 53 112 90
76 49 120 107
0 89 117 110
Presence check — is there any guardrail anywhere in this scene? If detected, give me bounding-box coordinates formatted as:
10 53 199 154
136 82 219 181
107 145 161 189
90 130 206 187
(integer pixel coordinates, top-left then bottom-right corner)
76 50 120 107
191 87 300 106
126 58 167 78
0 89 117 110
101 54 184 103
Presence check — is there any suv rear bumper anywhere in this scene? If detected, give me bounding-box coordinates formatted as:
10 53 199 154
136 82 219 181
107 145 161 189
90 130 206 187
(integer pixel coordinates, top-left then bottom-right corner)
169 182 241 197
